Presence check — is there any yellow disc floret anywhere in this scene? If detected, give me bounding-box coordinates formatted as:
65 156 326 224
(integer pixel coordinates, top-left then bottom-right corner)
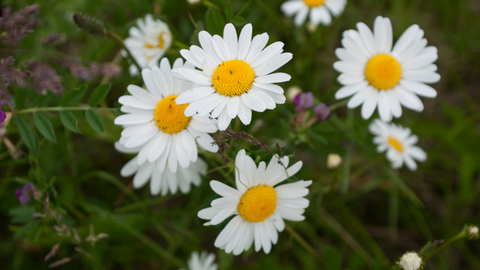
212 60 255 97
388 137 403 152
145 32 167 49
303 0 325 8
365 54 402 90
237 185 277 223
154 95 191 134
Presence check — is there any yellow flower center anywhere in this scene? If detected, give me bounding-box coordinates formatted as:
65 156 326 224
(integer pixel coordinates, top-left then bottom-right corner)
212 60 255 97
145 32 167 49
303 0 325 8
154 95 191 134
237 185 277 223
365 54 402 90
388 137 403 152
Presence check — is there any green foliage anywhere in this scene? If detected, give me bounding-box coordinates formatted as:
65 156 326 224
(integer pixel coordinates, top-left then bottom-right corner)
59 85 87 107
33 112 56 142
85 110 104 133
89 83 111 107
14 115 36 150
59 111 80 133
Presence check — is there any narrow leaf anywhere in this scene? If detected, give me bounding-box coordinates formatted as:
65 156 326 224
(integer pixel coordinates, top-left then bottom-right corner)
232 16 245 26
60 111 80 133
59 85 87 106
211 8 225 35
14 116 36 150
85 110 104 132
88 83 111 107
33 112 56 142
225 1 233 21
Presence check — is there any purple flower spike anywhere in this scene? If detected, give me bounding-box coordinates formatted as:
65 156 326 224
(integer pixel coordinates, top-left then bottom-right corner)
293 92 315 111
15 183 34 204
0 101 6 123
314 103 331 121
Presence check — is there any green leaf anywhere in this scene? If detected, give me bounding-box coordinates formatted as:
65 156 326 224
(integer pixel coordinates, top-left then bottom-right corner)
225 1 233 21
60 111 80 133
89 83 111 107
9 205 36 223
205 8 225 35
308 130 328 145
324 246 342 270
85 110 104 132
33 112 56 142
59 85 87 106
35 91 54 107
14 88 28 110
14 116 36 150
232 16 245 26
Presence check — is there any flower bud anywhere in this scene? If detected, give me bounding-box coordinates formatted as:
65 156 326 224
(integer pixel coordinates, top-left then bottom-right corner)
466 225 479 240
293 92 314 111
327 154 342 169
73 14 106 36
286 86 302 102
314 103 331 121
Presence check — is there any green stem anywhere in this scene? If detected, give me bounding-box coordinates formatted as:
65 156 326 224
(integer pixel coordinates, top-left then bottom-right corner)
234 0 252 19
202 0 217 8
173 40 189 50
16 107 115 114
285 224 325 267
106 31 142 73
329 99 348 111
424 233 466 261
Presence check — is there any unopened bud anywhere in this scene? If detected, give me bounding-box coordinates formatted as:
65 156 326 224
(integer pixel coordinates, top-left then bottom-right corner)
73 14 106 36
306 22 318 33
286 86 302 102
327 154 342 169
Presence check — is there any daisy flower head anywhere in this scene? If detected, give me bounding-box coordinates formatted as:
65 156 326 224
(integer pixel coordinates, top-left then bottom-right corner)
174 23 292 131
334 16 440 122
180 251 218 270
123 14 172 76
114 58 219 174
198 150 312 255
369 119 427 171
115 142 207 196
281 0 347 28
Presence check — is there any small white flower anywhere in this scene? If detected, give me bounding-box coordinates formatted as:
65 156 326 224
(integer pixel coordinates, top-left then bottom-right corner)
114 58 219 174
281 0 347 27
187 0 202 5
116 142 207 196
369 119 427 171
174 23 292 131
466 225 479 240
326 153 342 169
198 150 311 255
123 14 172 76
180 251 218 270
334 16 440 122
397 252 423 270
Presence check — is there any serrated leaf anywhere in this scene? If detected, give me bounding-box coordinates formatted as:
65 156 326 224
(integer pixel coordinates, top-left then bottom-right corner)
85 110 104 132
232 16 245 26
59 85 87 106
225 1 233 21
33 112 56 142
89 83 111 107
60 111 80 133
14 116 36 150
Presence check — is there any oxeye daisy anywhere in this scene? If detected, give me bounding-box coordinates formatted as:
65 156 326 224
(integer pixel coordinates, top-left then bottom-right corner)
369 119 427 171
180 251 218 270
198 150 311 255
114 58 219 173
173 23 292 131
123 14 172 76
334 16 440 121
115 142 207 196
281 0 347 27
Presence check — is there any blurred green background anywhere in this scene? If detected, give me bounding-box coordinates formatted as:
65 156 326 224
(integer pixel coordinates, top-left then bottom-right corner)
1 0 479 269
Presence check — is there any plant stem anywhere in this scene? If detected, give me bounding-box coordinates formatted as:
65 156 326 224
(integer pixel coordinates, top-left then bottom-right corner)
329 99 348 111
16 106 116 114
106 31 142 73
285 224 325 267
424 233 466 261
234 0 252 19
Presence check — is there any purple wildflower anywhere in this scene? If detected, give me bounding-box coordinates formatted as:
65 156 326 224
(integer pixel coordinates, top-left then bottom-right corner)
314 103 331 121
15 183 35 204
0 101 6 123
293 92 315 111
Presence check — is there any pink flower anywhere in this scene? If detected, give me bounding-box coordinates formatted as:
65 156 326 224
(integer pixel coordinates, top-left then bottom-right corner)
293 92 315 111
14 183 35 204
